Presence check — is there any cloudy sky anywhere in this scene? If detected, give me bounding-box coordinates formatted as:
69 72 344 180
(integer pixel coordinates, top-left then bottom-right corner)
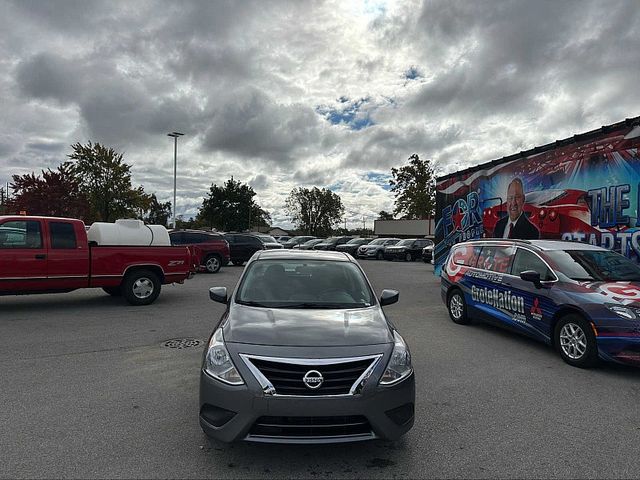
1 0 639 228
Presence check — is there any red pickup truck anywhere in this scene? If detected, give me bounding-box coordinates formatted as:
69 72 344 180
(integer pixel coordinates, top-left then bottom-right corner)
0 216 195 305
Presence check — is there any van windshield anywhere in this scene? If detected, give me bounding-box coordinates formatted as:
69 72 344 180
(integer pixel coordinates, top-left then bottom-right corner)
547 250 640 282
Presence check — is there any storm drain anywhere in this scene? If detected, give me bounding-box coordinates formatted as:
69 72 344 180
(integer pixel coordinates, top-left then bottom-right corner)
162 338 203 349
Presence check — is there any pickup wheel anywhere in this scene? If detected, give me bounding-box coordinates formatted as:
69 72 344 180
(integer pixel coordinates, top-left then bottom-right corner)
122 269 161 306
102 286 122 296
204 255 222 273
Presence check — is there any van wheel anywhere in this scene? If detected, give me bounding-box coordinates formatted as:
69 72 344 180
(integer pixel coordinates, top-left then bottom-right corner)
102 286 122 296
554 314 598 368
204 255 222 273
447 289 470 325
123 269 161 306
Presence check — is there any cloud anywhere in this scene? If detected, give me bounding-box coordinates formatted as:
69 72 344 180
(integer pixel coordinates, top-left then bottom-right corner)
0 0 638 228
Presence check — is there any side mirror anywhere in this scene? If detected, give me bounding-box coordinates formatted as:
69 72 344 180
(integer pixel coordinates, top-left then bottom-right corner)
209 286 228 304
380 289 399 306
520 270 541 287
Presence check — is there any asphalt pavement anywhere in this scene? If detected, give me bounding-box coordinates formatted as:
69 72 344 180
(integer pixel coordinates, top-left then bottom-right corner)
1 258 640 479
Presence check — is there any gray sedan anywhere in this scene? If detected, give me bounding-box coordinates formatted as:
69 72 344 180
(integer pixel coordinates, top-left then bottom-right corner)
200 250 415 444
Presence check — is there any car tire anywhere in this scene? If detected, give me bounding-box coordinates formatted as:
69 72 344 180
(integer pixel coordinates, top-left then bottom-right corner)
405 252 413 262
204 255 222 273
554 314 599 368
376 251 384 260
102 286 122 296
122 269 161 306
447 289 470 325
231 259 244 266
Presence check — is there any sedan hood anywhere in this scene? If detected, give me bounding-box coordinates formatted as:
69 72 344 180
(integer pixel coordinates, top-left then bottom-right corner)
223 304 393 347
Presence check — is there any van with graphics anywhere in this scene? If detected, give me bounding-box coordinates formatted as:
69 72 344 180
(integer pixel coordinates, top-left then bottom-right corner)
441 239 640 368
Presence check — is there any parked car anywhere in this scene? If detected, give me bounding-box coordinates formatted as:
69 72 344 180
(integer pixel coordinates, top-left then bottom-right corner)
421 240 435 263
357 238 401 260
441 239 640 367
335 238 372 256
169 229 230 273
223 233 266 265
254 234 284 250
313 236 354 251
275 236 291 244
297 238 325 250
384 238 433 262
0 216 195 305
200 249 414 443
282 236 316 249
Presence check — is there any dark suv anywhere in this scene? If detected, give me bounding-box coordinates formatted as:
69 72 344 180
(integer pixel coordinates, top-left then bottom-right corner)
169 229 230 273
223 233 267 266
384 238 433 262
313 236 354 251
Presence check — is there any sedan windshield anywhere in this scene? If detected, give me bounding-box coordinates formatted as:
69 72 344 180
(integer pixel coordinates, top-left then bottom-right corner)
259 235 278 243
236 259 374 308
547 250 640 282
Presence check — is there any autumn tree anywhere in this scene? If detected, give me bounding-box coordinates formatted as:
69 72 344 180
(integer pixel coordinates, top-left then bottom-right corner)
389 154 436 219
142 193 172 226
65 141 151 223
197 177 270 231
285 187 345 236
7 164 90 218
377 210 394 220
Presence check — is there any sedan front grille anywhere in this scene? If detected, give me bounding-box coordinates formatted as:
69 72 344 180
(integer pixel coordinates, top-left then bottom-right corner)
241 354 381 396
248 415 373 440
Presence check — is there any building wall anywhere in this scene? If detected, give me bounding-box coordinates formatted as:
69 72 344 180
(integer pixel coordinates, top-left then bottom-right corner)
374 219 435 237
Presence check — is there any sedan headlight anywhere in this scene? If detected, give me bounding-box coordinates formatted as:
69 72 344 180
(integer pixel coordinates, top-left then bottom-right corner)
204 328 244 385
380 331 413 385
605 303 637 320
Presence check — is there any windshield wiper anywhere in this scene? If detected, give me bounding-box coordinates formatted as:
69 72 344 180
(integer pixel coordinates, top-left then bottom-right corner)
277 302 369 309
237 300 269 307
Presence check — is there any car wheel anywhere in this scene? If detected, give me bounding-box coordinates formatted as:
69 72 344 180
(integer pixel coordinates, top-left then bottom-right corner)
102 286 122 296
447 289 470 325
122 269 161 306
231 259 244 266
204 255 221 273
405 252 413 262
376 251 384 260
554 314 599 368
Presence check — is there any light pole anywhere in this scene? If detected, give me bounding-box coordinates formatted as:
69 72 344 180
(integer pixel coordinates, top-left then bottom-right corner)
167 132 184 229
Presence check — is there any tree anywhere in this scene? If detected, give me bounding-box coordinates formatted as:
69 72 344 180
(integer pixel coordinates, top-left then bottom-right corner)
389 154 436 219
377 210 394 220
143 193 172 226
65 141 151 223
285 187 345 236
7 164 90 219
197 177 271 231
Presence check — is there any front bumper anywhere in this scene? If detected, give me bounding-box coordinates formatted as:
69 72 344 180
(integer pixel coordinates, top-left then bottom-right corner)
199 350 415 443
357 249 378 258
383 251 406 260
597 335 640 366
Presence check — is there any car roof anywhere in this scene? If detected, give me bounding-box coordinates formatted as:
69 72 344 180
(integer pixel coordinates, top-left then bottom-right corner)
458 238 606 252
253 249 353 262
